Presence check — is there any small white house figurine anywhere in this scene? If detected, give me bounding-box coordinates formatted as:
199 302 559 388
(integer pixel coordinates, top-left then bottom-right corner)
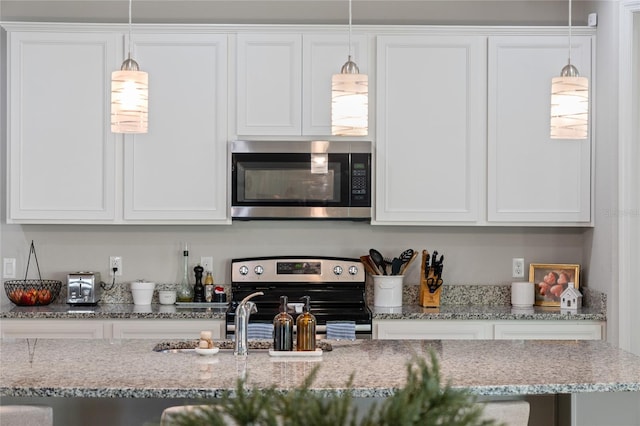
560 282 582 310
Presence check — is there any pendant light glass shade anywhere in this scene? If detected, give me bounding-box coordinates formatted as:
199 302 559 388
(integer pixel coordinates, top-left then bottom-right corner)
331 71 368 136
331 0 368 136
550 73 589 139
111 0 148 134
550 0 588 140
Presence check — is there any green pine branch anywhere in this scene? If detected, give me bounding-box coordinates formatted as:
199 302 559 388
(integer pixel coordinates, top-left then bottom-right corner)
166 351 502 426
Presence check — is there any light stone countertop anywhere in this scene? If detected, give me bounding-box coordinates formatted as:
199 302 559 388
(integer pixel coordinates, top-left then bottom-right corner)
1 338 638 399
370 304 605 321
0 285 606 321
0 302 605 321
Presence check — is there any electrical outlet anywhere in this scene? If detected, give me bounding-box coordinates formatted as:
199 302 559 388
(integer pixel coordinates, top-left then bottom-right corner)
110 256 122 276
512 258 525 278
3 258 16 279
201 257 213 273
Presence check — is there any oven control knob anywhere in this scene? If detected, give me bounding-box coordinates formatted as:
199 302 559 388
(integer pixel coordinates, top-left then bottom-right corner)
333 265 343 275
239 265 249 276
348 265 359 275
254 265 264 275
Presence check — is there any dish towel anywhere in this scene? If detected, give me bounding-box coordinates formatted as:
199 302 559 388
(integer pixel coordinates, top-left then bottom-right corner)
247 323 274 340
326 321 356 341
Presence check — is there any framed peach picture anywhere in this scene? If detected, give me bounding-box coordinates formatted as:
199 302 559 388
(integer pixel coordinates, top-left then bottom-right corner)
529 263 580 307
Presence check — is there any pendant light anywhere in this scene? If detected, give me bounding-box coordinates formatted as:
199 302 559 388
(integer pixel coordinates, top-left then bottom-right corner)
111 0 148 134
331 0 368 136
550 0 588 139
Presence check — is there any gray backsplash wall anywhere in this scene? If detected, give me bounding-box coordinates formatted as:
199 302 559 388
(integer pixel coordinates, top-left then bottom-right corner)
0 221 588 305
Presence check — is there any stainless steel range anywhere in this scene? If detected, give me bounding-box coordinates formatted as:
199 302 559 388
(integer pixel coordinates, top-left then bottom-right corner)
226 256 372 338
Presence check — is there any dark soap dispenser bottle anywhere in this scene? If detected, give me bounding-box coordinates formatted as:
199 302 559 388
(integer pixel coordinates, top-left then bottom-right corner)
296 295 316 351
273 295 294 351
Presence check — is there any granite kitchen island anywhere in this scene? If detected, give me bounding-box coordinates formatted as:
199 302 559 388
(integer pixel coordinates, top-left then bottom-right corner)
1 338 639 425
1 338 639 398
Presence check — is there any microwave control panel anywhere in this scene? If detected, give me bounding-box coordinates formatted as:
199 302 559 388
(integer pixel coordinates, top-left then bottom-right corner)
350 153 371 206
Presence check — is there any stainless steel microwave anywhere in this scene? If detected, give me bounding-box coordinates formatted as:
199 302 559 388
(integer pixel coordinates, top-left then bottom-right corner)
231 140 371 220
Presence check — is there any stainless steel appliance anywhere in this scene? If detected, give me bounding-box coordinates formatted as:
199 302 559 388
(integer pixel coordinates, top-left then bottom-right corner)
226 256 372 338
67 272 101 305
231 140 371 220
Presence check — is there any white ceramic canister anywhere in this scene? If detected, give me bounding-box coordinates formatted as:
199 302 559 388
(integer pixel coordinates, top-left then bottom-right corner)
511 281 535 307
130 280 156 305
373 275 404 307
158 290 177 305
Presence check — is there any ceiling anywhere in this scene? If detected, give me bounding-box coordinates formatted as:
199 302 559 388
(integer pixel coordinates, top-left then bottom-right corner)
0 1 596 26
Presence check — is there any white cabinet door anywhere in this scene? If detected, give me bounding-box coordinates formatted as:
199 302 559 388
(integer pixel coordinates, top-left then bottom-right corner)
375 35 486 224
302 34 369 136
123 34 229 222
374 320 493 340
487 36 593 224
236 33 302 136
110 319 225 340
7 31 120 223
494 321 604 340
0 319 106 340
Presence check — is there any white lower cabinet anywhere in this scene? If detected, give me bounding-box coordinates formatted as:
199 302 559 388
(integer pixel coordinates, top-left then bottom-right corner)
373 319 605 340
0 319 226 341
0 319 107 340
374 320 493 340
493 321 604 340
110 319 225 340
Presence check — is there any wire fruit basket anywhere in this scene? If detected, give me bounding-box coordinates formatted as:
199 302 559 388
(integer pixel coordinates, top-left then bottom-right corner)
4 241 62 306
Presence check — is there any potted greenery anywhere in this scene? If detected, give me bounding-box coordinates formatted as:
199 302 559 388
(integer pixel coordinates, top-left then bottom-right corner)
163 353 500 426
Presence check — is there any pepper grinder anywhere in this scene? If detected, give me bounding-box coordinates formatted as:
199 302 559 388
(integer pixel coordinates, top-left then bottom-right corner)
193 264 205 302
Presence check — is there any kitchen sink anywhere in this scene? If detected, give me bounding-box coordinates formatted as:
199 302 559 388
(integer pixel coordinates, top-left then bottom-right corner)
153 339 332 353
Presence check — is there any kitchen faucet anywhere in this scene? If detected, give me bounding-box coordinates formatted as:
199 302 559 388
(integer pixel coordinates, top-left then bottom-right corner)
234 291 264 356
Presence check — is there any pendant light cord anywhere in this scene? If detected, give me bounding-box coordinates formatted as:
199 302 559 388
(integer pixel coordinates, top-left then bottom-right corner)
567 0 572 65
348 0 353 59
127 0 133 60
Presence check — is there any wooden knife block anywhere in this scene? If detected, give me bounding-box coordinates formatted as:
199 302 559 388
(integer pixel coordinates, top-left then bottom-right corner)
419 249 442 307
419 276 442 307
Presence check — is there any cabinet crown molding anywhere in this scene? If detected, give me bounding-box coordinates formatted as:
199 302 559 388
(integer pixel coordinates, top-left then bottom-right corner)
1 21 597 37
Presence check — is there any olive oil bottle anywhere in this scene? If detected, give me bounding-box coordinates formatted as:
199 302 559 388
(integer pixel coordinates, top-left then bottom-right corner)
273 295 294 351
296 295 316 351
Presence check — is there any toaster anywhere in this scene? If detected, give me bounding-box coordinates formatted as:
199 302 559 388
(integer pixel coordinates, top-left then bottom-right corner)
67 272 102 305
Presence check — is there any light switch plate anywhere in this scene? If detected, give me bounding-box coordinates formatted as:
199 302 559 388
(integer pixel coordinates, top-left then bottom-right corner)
588 13 597 27
3 258 16 279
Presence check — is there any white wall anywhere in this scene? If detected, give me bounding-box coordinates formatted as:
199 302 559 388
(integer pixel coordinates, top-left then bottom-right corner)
0 1 585 26
582 1 620 345
0 223 587 290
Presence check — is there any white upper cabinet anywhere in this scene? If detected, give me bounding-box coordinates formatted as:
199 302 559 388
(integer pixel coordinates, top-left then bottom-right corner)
375 35 486 224
4 24 595 226
5 28 229 224
487 35 593 224
7 31 121 222
236 33 302 136
124 33 229 222
235 32 368 136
